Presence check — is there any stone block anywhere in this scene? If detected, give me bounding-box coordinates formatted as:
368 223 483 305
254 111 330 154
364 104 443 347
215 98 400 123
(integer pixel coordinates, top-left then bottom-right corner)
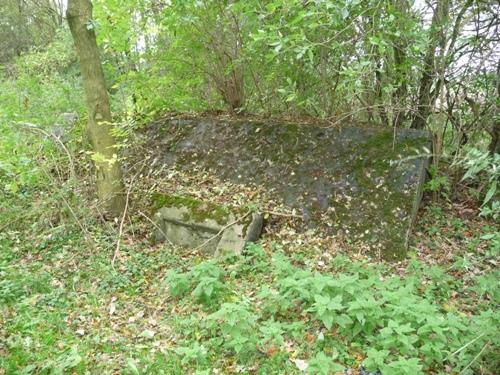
153 194 263 255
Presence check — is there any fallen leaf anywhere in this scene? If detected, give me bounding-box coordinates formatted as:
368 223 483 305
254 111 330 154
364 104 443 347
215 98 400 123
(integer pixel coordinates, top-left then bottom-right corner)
140 329 156 339
291 358 308 371
305 332 314 343
266 346 279 356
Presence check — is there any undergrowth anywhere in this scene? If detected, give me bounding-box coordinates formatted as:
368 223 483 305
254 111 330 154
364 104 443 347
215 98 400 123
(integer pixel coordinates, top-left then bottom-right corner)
1 13 498 375
1 198 498 374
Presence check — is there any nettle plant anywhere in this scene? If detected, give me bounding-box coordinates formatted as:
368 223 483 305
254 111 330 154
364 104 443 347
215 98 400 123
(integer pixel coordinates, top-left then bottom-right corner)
206 301 258 355
458 147 499 219
165 261 228 307
165 248 498 374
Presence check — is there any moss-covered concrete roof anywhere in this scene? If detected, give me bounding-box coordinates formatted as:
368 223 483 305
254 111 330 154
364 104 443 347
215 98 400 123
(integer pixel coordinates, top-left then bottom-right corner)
147 118 431 260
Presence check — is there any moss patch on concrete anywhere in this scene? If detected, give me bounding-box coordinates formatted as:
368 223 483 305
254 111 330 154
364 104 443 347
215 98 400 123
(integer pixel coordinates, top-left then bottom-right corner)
151 193 231 225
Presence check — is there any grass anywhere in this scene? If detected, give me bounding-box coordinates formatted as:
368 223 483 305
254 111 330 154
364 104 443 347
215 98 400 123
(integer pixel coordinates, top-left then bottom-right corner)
0 189 499 374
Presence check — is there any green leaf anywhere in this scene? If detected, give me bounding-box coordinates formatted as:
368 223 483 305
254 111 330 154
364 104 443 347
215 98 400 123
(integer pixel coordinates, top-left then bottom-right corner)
482 180 497 205
140 329 156 339
322 315 334 330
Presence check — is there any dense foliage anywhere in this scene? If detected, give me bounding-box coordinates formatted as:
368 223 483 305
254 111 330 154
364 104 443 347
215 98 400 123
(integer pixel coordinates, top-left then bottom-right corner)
1 0 499 207
0 0 499 374
1 226 499 373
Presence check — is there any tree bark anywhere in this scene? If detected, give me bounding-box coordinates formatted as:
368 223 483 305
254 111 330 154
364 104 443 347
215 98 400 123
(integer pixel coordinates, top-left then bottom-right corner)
489 59 500 155
391 0 410 128
67 0 125 216
411 0 450 129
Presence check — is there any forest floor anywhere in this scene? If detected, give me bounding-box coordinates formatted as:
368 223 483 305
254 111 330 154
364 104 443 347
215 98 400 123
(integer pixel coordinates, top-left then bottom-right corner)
0 143 498 374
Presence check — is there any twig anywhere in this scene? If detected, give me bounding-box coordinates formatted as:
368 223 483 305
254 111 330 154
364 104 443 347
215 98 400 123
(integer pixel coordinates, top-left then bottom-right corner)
8 136 93 249
111 160 148 267
0 216 22 232
458 341 490 374
264 210 303 219
194 211 252 251
15 122 76 180
111 185 131 268
448 332 486 358
39 165 94 249
324 104 431 129
137 210 175 248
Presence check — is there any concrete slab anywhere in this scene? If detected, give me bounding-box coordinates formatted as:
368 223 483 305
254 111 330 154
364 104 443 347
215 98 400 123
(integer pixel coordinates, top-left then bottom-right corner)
153 194 263 256
149 118 430 259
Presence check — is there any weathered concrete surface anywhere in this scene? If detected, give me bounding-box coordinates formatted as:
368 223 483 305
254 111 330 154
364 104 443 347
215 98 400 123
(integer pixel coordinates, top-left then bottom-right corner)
149 118 431 260
153 194 263 255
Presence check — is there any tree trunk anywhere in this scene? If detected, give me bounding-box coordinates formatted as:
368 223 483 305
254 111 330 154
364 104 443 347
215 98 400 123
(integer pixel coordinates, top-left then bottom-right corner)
391 0 410 128
489 60 500 155
411 0 449 129
67 0 125 216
